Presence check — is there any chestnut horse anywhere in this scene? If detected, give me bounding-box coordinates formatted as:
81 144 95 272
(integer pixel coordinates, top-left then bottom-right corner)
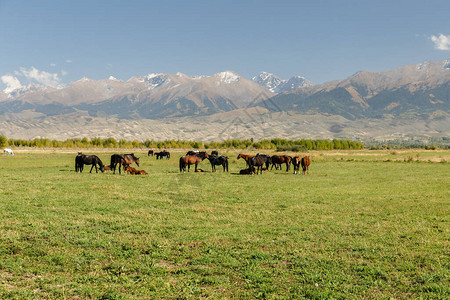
122 153 140 169
237 153 253 167
179 152 209 173
125 166 148 175
301 156 311 175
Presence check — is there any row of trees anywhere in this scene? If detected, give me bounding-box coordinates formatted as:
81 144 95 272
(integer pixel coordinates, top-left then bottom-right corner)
0 135 365 150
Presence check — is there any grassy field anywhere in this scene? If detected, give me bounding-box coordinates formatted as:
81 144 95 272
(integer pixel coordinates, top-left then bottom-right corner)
0 149 448 299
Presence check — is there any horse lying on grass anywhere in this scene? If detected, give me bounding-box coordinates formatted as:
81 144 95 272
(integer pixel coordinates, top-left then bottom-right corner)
239 167 256 175
125 166 148 175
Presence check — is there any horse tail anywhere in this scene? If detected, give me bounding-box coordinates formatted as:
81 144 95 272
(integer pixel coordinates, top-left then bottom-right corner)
179 156 183 172
225 159 229 172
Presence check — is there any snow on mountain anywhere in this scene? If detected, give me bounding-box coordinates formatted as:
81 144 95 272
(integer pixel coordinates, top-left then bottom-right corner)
214 71 240 84
252 72 313 93
251 72 283 92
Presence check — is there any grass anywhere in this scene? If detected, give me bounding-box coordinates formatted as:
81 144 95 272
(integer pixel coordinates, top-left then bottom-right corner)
0 149 449 299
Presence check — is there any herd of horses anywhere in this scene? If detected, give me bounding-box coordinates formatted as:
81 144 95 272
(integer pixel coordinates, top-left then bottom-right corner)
75 152 142 175
236 153 310 175
74 150 310 175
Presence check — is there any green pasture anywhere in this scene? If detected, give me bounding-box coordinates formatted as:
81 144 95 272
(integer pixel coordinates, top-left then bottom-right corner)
0 150 448 299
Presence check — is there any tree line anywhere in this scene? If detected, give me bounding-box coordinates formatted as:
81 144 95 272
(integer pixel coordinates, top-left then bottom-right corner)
0 135 366 150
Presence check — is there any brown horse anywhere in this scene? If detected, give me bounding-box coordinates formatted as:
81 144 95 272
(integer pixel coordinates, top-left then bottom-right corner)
122 153 140 168
291 156 301 174
179 152 209 173
147 150 154 156
125 166 148 175
271 155 291 172
237 153 253 167
249 154 270 175
301 156 311 175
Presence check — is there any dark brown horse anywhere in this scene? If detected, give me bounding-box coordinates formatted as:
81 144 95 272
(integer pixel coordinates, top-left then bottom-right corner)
179 152 209 173
237 153 253 167
239 166 256 175
207 156 229 172
211 150 219 156
147 150 154 156
249 154 270 175
301 156 311 175
110 154 126 174
291 156 301 174
271 155 291 172
75 153 105 173
155 150 170 159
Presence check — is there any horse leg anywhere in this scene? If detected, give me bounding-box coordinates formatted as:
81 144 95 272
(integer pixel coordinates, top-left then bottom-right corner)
90 164 95 173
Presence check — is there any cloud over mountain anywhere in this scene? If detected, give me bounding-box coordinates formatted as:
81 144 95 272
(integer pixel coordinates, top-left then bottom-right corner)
431 34 450 50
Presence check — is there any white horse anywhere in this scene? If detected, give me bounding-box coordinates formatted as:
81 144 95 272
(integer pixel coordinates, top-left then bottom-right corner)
3 148 14 156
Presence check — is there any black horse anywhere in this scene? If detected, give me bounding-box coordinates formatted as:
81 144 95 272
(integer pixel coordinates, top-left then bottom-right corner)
207 156 229 172
110 154 126 174
155 150 170 159
75 153 105 173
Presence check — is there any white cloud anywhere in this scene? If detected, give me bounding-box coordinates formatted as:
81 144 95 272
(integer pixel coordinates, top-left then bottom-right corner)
19 66 63 88
430 34 450 50
61 70 68 76
1 75 23 93
50 63 56 67
65 59 72 63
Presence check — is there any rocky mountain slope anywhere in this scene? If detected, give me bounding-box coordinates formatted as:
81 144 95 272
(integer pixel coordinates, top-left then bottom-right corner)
0 60 448 141
260 60 449 119
0 71 274 118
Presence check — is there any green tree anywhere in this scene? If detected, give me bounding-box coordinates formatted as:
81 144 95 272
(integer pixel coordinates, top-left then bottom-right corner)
0 135 7 148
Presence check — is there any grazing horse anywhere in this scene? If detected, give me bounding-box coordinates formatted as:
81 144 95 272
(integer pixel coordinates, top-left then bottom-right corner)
237 153 253 167
110 154 126 174
75 153 105 173
301 156 311 175
211 150 219 157
122 153 140 171
147 150 154 156
240 166 256 175
3 148 14 156
155 150 170 159
179 152 209 173
249 154 270 175
125 166 148 175
207 156 229 172
271 155 291 172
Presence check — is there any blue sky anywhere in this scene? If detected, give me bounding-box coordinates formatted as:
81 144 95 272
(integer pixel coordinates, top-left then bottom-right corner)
1 0 449 91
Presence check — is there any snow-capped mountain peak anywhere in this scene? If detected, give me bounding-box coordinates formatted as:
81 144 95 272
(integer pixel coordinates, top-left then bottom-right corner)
252 72 313 93
215 71 240 83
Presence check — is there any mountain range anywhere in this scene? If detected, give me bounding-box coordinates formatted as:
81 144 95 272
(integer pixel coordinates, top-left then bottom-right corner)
0 59 449 141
